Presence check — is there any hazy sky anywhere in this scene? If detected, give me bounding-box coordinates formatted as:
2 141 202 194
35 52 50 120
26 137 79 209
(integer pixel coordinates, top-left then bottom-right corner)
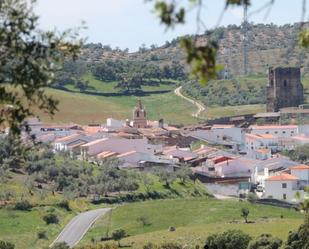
35 0 308 51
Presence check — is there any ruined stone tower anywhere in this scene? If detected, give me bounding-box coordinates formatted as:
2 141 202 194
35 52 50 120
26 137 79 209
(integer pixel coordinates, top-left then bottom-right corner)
266 67 304 112
132 99 147 128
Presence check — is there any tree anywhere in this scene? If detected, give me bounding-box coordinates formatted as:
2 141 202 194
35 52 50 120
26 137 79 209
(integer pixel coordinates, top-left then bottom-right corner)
111 229 126 247
0 134 29 178
0 241 14 249
142 174 154 193
115 73 142 93
241 207 250 223
176 165 192 184
0 0 82 134
204 230 251 249
247 234 282 249
284 215 309 249
156 170 176 188
150 0 309 84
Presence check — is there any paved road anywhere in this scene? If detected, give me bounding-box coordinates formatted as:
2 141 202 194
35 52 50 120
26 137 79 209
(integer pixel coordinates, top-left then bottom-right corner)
174 86 205 118
51 208 110 248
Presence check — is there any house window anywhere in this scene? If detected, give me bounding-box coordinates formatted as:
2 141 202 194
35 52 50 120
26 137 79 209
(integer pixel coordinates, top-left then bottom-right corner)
283 80 287 87
283 194 287 200
266 132 269 134
282 183 287 188
136 111 140 117
282 131 286 134
275 131 278 134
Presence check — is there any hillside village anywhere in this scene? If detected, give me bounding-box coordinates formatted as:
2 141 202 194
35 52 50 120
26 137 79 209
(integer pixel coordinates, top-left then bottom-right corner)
15 82 309 204
1 1 309 249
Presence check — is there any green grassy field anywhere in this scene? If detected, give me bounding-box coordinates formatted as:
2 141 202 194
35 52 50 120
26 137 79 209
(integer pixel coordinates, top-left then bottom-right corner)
37 74 280 125
81 198 304 248
0 171 209 249
38 75 197 125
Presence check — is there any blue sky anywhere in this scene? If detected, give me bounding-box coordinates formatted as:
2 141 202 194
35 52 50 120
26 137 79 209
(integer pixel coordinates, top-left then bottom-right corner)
35 0 307 51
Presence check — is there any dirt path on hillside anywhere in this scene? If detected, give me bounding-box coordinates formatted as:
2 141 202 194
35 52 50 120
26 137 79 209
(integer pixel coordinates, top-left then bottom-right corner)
174 86 206 118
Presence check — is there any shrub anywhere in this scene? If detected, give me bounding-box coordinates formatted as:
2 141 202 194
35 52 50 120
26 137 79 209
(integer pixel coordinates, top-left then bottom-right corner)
247 193 258 203
14 200 33 211
0 241 15 249
37 231 47 239
50 242 70 249
58 200 71 211
75 244 118 249
241 207 250 223
248 234 282 249
137 216 151 226
143 243 157 249
160 242 182 249
111 229 126 247
204 230 251 249
43 213 59 224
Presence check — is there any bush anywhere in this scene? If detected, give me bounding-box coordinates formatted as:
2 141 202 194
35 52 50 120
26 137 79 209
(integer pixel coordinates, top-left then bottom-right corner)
160 242 182 249
75 244 118 249
43 213 59 224
0 241 15 249
111 229 126 247
58 200 71 211
247 193 258 203
248 234 282 249
50 242 70 249
204 230 251 249
14 200 33 211
37 231 47 239
241 207 250 223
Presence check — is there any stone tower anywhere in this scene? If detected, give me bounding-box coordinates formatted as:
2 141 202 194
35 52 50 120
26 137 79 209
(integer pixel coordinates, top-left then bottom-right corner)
132 99 147 128
266 67 304 112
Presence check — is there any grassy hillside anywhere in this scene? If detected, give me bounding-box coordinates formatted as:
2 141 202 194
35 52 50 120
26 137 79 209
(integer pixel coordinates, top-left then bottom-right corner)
82 198 304 248
39 75 198 125
0 169 209 249
38 74 276 125
183 74 309 108
82 23 309 76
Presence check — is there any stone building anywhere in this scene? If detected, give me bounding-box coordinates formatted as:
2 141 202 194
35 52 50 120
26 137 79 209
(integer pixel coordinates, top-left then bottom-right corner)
266 67 304 112
132 99 147 128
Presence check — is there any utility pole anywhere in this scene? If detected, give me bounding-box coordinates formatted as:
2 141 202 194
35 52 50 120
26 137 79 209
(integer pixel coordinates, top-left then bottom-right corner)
242 4 249 75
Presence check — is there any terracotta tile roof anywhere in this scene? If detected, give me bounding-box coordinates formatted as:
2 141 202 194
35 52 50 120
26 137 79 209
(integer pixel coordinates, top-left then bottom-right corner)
259 134 275 139
55 133 82 143
290 164 309 170
97 151 118 159
266 173 299 181
117 150 137 158
256 148 271 154
246 133 274 140
81 138 107 147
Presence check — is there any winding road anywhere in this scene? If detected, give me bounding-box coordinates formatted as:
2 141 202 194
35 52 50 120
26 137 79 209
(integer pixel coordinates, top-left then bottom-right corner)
51 208 110 248
174 86 205 118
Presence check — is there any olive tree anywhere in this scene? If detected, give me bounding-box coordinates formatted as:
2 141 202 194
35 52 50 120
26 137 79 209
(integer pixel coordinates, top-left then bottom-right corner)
0 0 83 134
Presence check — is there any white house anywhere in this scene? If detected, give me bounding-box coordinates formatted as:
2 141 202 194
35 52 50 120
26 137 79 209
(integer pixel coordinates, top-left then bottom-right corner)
290 165 309 183
106 118 125 128
81 137 162 160
264 173 302 201
245 133 278 155
53 133 92 152
249 125 299 138
189 125 245 149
